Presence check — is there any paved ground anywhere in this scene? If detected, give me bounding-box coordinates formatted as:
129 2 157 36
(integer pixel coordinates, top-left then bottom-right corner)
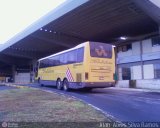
0 85 16 90
2 83 160 122
25 84 160 122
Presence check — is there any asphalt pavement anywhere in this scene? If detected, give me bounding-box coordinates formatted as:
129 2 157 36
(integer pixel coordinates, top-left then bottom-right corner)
12 84 160 122
0 85 16 90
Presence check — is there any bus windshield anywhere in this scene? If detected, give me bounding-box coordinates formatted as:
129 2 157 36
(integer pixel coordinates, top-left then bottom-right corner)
90 42 112 58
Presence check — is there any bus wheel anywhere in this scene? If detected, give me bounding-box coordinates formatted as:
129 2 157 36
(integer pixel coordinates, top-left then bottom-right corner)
56 79 62 90
63 79 69 91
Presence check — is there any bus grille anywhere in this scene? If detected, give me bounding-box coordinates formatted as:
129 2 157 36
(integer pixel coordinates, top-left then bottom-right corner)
76 73 82 82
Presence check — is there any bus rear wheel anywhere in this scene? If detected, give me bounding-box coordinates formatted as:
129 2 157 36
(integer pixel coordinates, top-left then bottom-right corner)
63 79 69 91
56 79 62 90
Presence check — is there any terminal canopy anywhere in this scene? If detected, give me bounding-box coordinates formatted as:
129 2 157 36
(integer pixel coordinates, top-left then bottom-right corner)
0 0 159 74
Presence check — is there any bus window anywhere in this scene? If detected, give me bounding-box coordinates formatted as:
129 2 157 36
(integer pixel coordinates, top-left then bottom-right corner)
59 54 64 65
90 42 112 58
50 55 60 66
67 50 77 64
77 48 84 63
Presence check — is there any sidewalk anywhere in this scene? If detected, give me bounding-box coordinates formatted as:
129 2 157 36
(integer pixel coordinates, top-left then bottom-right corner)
0 82 31 89
109 87 160 93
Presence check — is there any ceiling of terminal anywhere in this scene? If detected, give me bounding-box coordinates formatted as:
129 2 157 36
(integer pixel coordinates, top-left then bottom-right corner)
0 0 159 70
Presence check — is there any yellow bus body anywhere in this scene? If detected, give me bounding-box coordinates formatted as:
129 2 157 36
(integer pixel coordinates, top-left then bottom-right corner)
37 41 115 89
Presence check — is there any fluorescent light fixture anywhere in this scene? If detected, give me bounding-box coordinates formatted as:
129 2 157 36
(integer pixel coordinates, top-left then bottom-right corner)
112 45 116 47
120 36 127 40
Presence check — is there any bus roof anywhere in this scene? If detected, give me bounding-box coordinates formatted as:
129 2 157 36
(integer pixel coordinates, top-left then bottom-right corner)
39 42 87 61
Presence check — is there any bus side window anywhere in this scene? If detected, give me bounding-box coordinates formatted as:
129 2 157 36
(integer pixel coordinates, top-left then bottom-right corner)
63 53 68 65
67 50 77 64
51 55 60 66
77 48 84 63
60 54 65 65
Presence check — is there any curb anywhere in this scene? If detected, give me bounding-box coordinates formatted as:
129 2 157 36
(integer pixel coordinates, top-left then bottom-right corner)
3 83 30 89
109 87 160 93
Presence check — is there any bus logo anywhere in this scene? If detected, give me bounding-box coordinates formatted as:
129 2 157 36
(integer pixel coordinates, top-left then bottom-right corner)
95 46 107 57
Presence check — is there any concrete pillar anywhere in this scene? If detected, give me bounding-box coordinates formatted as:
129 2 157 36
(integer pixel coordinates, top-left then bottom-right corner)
12 65 16 83
30 59 38 83
140 40 144 79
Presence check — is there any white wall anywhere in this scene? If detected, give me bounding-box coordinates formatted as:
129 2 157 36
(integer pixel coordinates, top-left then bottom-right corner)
142 39 152 53
152 45 160 52
118 38 160 59
118 50 132 57
132 65 142 80
142 38 160 53
116 80 129 88
132 41 141 55
136 79 160 89
116 79 160 89
117 42 141 64
15 73 30 83
118 67 122 80
143 64 154 79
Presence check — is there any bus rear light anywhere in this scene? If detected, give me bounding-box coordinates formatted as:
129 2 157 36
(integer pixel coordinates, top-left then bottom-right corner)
85 72 89 80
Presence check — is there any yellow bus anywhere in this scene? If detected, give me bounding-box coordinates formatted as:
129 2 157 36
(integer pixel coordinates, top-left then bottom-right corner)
36 41 115 91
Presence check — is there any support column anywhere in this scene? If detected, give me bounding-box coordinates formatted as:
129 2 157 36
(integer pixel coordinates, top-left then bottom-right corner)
30 59 38 83
12 65 16 83
140 40 144 79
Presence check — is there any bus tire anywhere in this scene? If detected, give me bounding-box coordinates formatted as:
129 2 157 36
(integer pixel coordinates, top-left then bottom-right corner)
63 79 69 91
56 78 62 90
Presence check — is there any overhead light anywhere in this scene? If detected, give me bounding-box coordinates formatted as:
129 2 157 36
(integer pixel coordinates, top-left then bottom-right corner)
45 29 47 32
112 45 116 47
120 36 127 40
40 28 43 30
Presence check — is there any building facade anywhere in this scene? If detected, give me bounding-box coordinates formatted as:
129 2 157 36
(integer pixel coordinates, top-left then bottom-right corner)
116 36 160 89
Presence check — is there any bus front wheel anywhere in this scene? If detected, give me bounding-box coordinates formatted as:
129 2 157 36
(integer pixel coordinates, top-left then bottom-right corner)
63 79 69 91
